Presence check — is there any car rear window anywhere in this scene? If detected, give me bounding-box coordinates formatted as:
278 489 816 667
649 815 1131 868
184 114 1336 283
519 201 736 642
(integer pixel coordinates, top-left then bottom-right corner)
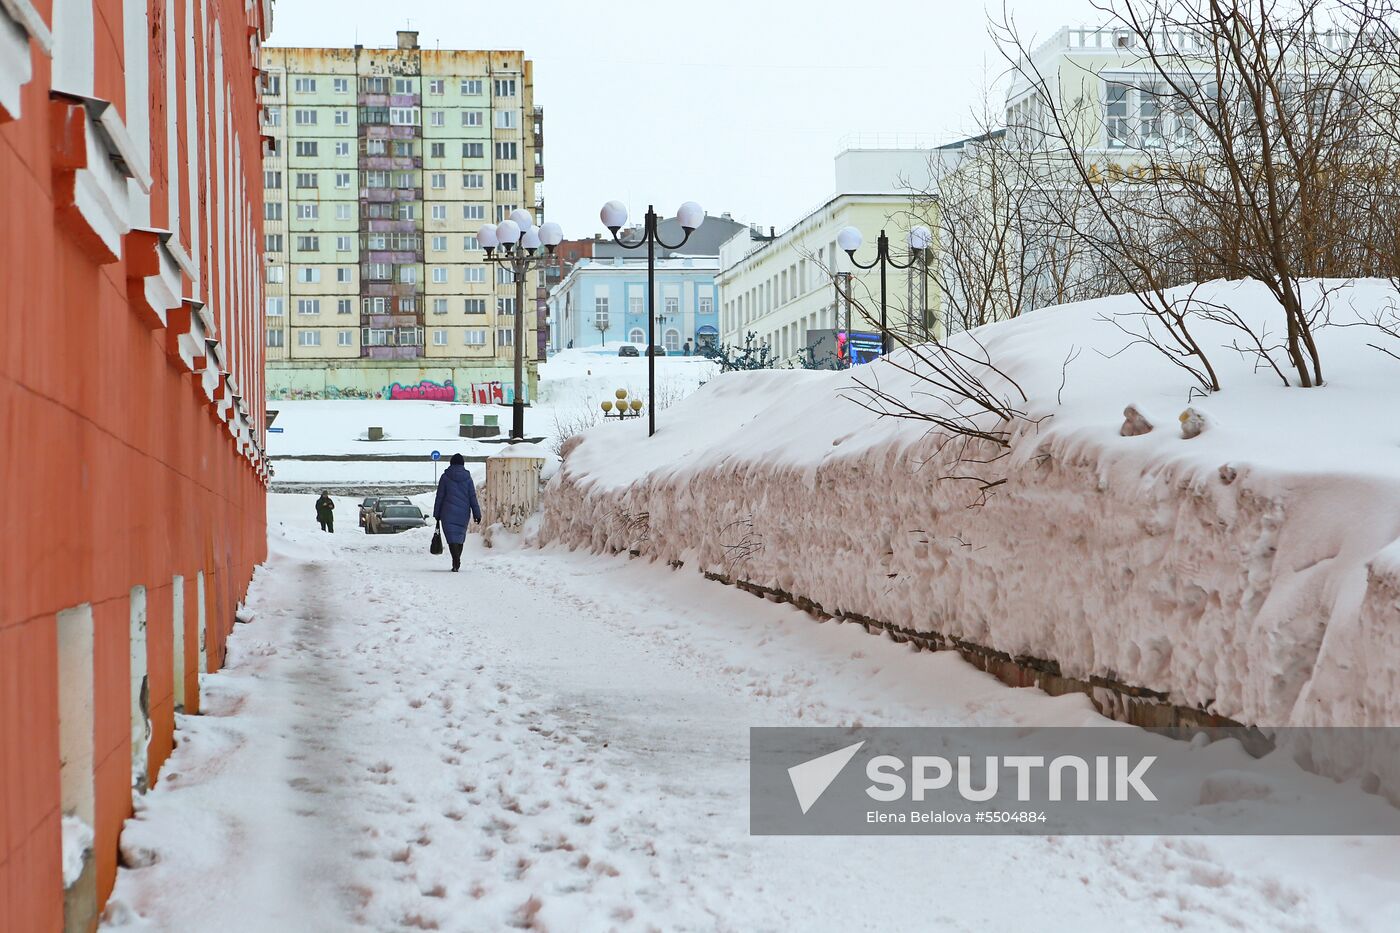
384 507 420 518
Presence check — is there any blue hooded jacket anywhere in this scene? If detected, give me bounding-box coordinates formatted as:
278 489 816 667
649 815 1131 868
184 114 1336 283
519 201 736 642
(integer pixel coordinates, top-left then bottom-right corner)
433 462 482 544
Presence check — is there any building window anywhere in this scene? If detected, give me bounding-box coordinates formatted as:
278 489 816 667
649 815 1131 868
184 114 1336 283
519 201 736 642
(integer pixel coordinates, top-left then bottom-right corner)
335 172 352 189
298 330 321 347
430 110 445 127
498 297 516 315
399 267 418 284
332 109 349 126
428 235 444 252
266 266 285 284
463 142 484 158
265 202 282 221
296 235 319 252
494 141 518 160
266 297 285 315
463 235 479 250
296 203 319 220
494 78 517 97
463 205 485 221
390 107 420 126
699 296 713 314
365 262 391 280
433 298 449 314
398 204 417 220
594 297 609 329
296 267 321 284
262 106 281 126
294 77 316 93
426 78 443 95
432 267 448 284
430 205 447 221
461 79 482 95
433 329 448 346
495 172 519 191
462 110 483 127
330 77 347 94
465 298 486 314
494 204 519 222
628 327 645 343
495 110 518 129
464 267 485 284
295 172 318 189
295 140 318 157
336 236 352 252
496 266 515 285
430 142 445 158
629 295 644 315
664 296 679 316
262 73 281 96
336 267 352 283
335 141 350 156
264 171 282 189
294 108 317 125
297 299 321 315
394 78 415 94
267 329 284 347
462 173 484 189
265 233 283 252
497 328 515 347
338 298 353 314
430 172 446 189
393 170 415 188
362 76 388 93
366 170 389 188
465 328 486 345
664 328 681 352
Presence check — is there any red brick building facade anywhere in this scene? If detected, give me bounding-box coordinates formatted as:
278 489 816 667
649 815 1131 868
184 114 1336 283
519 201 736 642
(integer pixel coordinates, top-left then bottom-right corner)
0 0 271 927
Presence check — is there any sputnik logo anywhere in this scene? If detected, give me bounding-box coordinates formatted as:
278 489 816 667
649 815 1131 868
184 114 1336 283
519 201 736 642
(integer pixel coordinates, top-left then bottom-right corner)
788 741 864 814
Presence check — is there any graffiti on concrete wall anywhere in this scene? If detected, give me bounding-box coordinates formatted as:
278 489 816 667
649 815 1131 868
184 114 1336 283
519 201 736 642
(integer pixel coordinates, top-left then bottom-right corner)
266 385 384 401
387 379 457 401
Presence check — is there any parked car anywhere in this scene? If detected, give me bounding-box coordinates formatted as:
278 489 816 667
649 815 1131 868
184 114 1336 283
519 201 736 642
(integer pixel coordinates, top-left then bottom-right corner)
617 345 640 357
358 497 380 528
645 345 667 356
376 496 412 514
366 504 427 535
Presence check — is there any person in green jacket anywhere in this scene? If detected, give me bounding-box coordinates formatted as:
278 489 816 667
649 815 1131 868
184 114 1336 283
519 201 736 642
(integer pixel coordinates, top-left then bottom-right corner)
315 492 335 533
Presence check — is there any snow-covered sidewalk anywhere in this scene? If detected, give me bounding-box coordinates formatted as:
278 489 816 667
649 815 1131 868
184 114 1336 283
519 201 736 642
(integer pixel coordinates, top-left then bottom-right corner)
103 496 1400 931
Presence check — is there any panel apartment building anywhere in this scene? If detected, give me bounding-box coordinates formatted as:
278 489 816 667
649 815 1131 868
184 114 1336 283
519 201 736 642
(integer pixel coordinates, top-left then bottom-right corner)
260 31 544 400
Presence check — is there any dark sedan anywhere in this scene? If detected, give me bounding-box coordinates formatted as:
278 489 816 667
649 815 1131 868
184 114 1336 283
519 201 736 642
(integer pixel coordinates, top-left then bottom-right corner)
366 504 428 535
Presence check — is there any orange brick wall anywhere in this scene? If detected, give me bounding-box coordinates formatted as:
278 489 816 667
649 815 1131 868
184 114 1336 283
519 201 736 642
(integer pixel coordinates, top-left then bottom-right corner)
0 0 271 928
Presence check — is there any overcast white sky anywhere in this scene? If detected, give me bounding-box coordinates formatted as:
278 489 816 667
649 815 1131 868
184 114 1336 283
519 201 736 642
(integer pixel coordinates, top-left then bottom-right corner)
268 0 1099 237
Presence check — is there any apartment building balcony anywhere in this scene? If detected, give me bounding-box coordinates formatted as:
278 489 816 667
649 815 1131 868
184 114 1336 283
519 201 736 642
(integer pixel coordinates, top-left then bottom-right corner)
361 282 422 299
362 345 423 361
389 94 420 108
358 92 389 108
364 219 421 234
363 249 423 265
361 125 420 141
359 155 422 171
362 313 422 329
361 187 424 203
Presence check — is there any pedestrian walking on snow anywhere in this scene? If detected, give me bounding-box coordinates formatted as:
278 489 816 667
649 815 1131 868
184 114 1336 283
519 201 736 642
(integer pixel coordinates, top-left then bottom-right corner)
432 453 482 572
315 492 335 533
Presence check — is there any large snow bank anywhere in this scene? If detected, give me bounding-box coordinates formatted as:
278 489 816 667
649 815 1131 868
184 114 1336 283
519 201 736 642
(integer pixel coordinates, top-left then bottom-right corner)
539 280 1400 733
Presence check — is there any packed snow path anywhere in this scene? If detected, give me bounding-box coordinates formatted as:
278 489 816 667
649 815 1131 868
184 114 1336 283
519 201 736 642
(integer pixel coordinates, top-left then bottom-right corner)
103 497 1400 932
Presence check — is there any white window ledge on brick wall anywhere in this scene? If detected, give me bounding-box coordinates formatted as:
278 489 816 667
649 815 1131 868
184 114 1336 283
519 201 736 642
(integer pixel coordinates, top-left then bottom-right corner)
0 0 53 120
51 90 153 259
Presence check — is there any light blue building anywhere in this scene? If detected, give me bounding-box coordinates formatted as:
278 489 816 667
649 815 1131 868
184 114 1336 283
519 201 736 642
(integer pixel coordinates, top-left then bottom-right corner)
548 255 721 354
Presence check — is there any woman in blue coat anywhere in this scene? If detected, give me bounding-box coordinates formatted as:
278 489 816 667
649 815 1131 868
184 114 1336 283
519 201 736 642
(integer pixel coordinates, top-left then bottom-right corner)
432 453 482 572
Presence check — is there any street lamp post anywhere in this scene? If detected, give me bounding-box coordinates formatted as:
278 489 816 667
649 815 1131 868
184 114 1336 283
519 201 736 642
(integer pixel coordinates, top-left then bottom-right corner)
478 209 564 441
599 200 705 437
837 225 933 356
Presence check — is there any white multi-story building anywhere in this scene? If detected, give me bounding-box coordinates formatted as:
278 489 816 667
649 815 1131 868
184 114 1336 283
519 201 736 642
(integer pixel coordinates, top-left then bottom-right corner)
717 148 938 361
260 31 545 400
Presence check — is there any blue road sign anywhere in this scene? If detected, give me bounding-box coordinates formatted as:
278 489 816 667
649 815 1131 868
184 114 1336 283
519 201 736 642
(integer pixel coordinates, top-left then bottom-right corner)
268 427 285 433
430 450 441 461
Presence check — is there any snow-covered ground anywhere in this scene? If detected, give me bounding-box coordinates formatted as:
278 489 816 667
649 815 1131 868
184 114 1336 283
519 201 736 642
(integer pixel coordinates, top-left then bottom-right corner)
266 348 714 488
102 495 1400 931
541 280 1400 739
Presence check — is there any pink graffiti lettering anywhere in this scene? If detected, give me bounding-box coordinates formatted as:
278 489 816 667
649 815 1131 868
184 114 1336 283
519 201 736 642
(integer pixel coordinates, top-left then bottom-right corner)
388 380 456 401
